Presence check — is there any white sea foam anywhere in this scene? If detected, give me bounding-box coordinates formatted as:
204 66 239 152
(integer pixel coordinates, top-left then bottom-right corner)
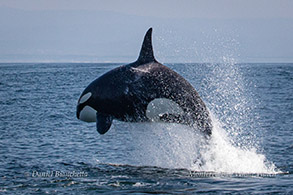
195 114 279 174
125 117 279 174
128 122 205 169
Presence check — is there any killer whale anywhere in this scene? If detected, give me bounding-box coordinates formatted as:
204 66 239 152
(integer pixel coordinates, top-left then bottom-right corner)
76 28 212 135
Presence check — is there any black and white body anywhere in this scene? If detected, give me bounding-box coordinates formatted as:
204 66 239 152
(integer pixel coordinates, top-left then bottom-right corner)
76 28 212 135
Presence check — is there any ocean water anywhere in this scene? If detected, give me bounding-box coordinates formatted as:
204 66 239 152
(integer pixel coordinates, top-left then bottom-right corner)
0 62 292 194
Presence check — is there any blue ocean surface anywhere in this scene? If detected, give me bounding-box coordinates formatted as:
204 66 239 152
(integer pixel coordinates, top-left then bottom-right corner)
0 62 292 194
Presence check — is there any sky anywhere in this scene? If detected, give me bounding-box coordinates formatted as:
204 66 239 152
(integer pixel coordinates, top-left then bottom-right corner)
0 0 292 63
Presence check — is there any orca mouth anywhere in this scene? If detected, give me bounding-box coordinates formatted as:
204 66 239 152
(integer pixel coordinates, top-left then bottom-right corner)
76 104 81 119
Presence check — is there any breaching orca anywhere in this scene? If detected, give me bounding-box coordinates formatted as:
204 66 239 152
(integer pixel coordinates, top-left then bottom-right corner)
76 28 212 135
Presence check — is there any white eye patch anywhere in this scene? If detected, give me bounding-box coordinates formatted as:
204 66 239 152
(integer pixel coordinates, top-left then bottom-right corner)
79 92 92 104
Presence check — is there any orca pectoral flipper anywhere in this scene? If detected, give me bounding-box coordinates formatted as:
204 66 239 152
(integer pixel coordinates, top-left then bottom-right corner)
96 113 113 134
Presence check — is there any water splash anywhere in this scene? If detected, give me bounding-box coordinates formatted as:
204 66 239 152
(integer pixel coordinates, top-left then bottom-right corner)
127 123 206 169
201 58 259 148
195 114 278 174
123 118 278 174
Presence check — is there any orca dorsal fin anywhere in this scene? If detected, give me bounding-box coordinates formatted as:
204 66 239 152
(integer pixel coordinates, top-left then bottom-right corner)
137 28 156 63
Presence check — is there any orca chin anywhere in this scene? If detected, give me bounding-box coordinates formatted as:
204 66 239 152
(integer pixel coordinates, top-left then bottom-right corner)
76 28 213 136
